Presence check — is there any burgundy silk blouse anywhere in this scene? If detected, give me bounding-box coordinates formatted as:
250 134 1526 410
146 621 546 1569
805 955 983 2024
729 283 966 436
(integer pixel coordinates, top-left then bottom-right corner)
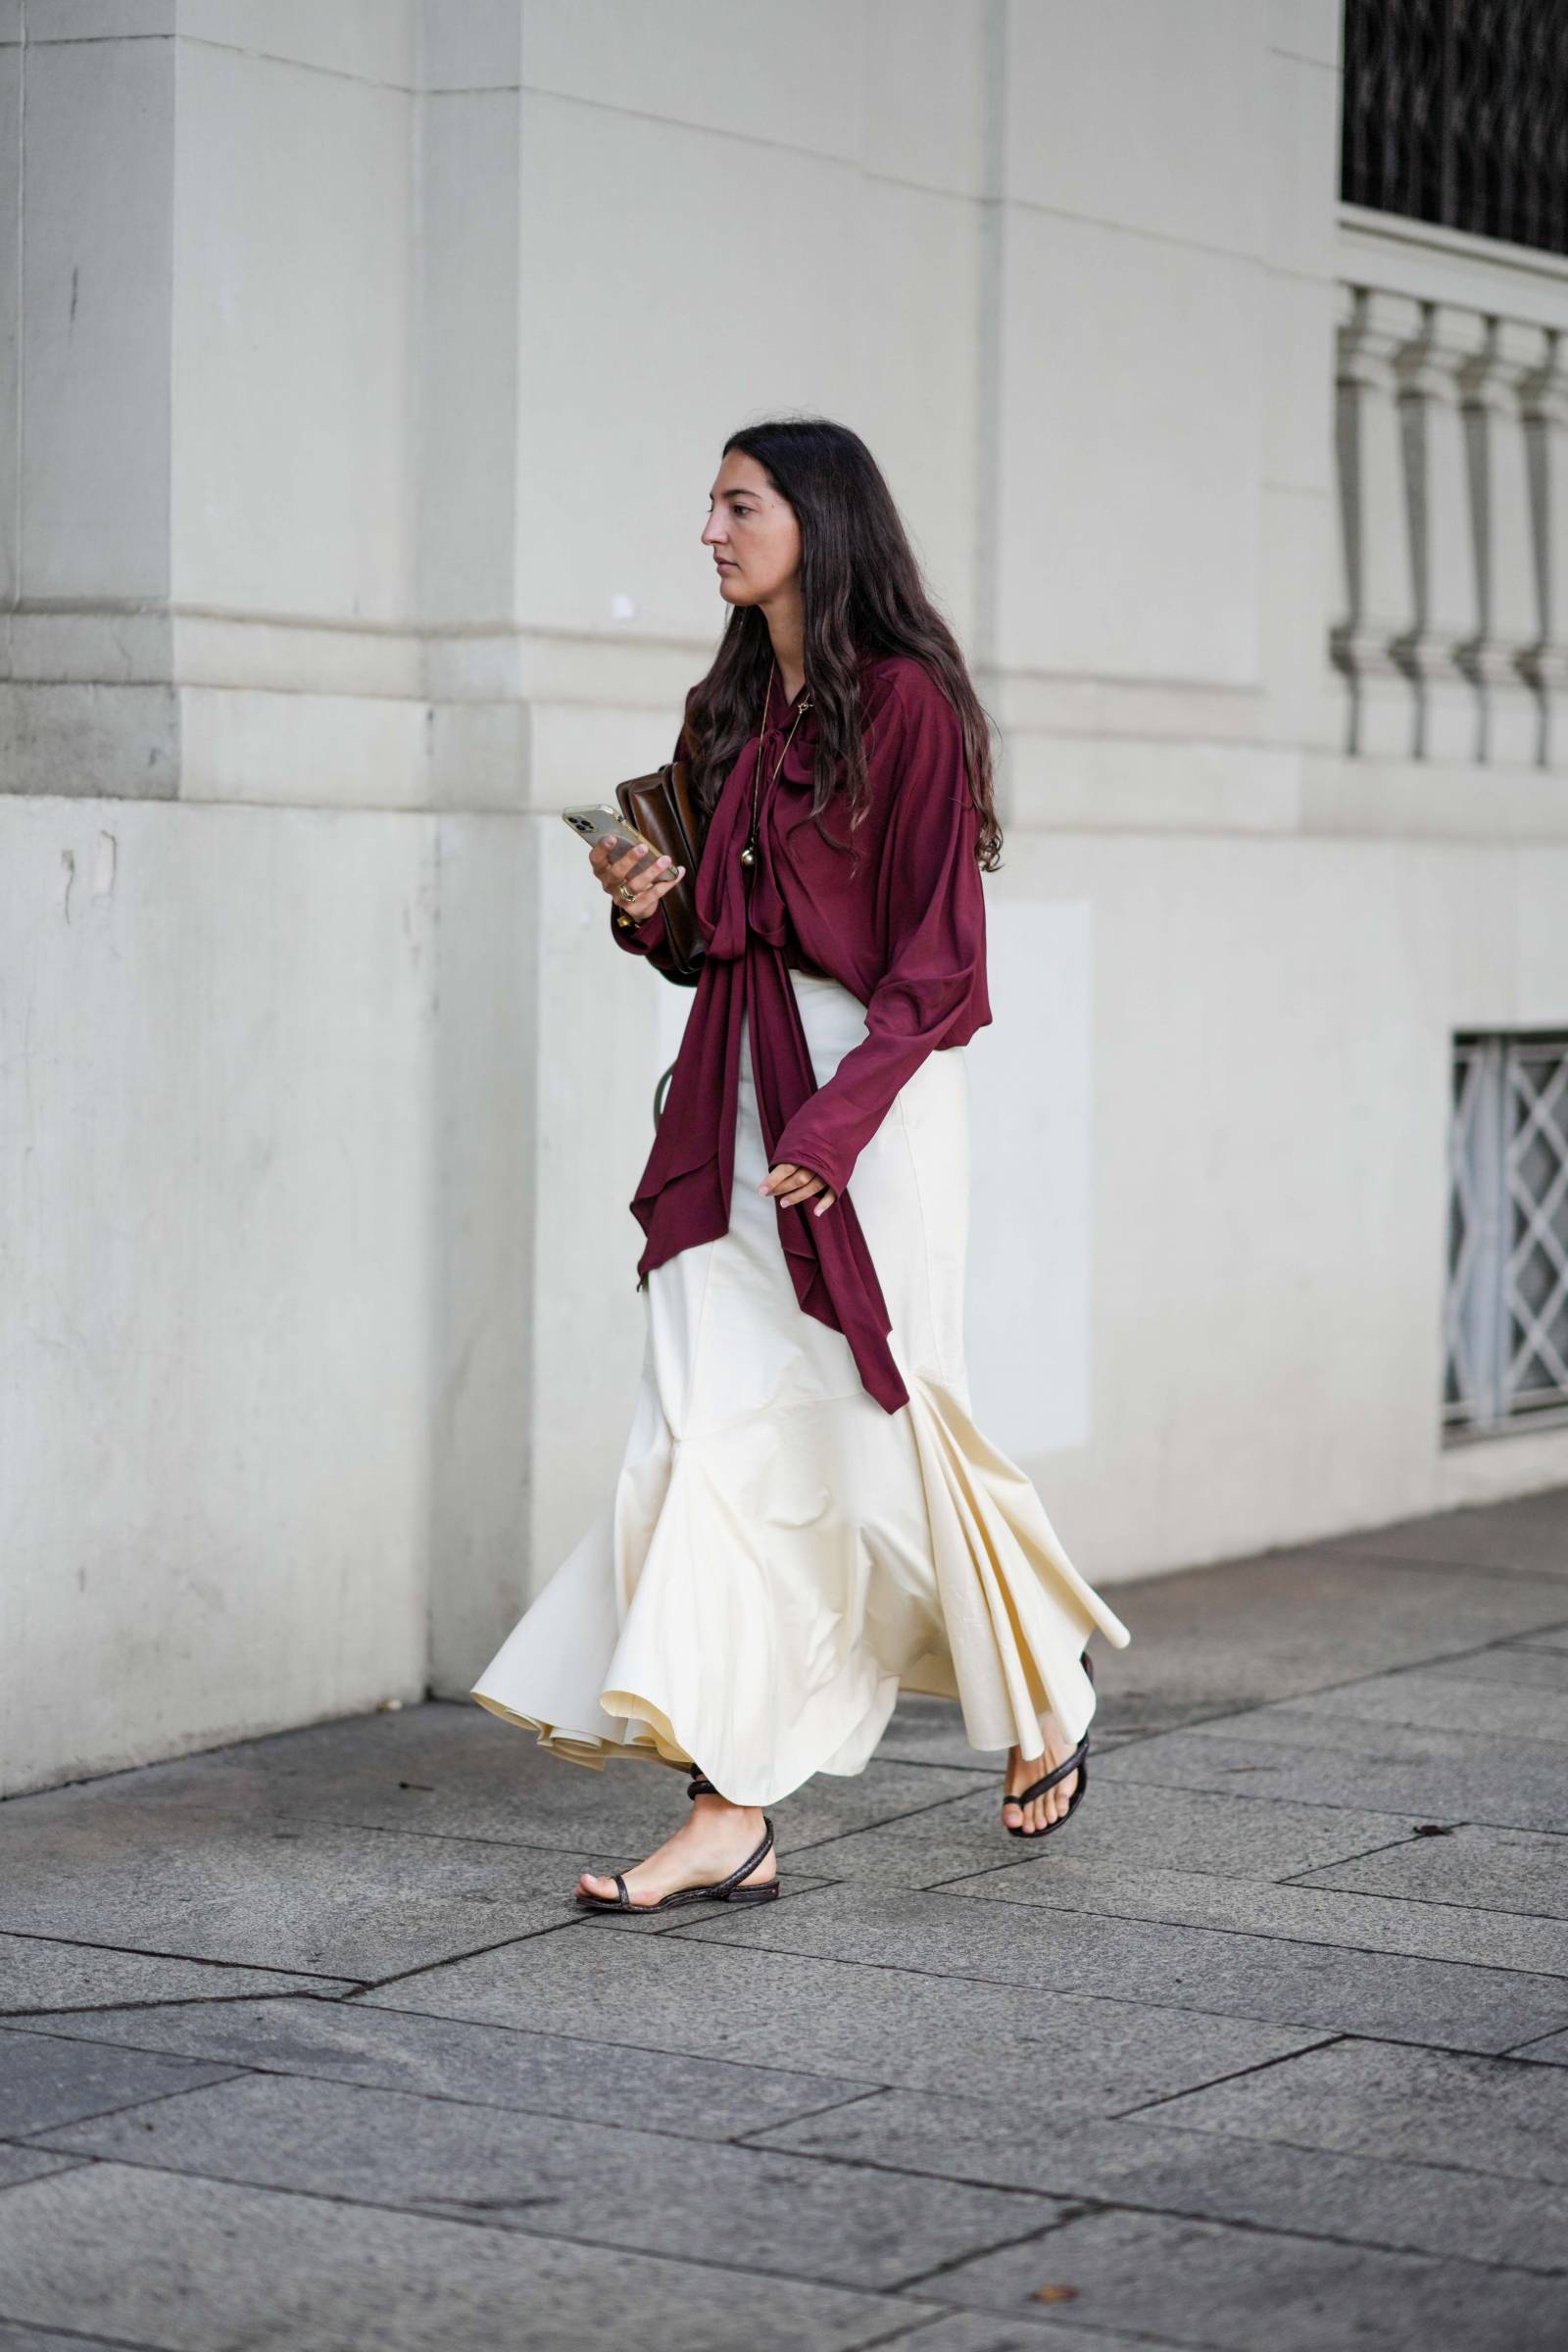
611 650 992 1415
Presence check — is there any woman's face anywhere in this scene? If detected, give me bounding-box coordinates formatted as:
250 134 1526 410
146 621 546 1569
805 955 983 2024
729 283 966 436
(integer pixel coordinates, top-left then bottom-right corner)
702 450 802 609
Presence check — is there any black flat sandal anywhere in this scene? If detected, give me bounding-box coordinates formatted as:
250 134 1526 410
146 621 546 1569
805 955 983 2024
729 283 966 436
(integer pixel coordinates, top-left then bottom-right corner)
1005 1652 1093 1842
574 1769 781 1914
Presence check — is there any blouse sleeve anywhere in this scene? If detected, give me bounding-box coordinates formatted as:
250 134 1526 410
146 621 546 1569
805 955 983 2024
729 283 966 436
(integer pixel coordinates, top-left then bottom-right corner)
610 691 695 977
609 898 675 962
770 669 988 1197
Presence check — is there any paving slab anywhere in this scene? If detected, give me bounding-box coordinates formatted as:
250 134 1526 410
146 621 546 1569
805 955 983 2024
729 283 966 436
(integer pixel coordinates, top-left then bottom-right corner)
1295 1822 1568 1919
1517 2029 1568 2066
0 2162 937 2352
7 1483 1567 2346
1230 1666 1568 1746
0 1993 875 2140
0 1936 353 2018
107 1703 986 1853
875 2314 1190 2351
560 1868 838 1937
0 2148 79 2193
0 2328 134 2352
1431 1644 1568 1691
1066 1542 1568 1708
1096 1717 1568 1832
783 1809 1067 1892
0 1800 606 1980
935 1854 1568 1975
1320 1486 1568 1576
360 1929 1324 2112
30 2070 1057 2293
497 1744 994 1854
1141 2034 1568 2181
673 1880 1568 2050
791 1779 1423 1890
920 2205 1568 2350
879 1684 1220 1754
0 2026 238 2137
750 2090 1568 2273
868 1693 1014 1770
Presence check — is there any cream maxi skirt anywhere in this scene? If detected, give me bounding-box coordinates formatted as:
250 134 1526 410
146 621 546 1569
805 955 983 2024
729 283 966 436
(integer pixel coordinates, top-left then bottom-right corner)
470 967 1131 1807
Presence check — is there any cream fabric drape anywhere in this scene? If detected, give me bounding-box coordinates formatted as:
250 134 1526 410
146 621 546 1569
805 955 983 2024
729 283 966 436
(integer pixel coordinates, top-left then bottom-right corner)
471 969 1130 1805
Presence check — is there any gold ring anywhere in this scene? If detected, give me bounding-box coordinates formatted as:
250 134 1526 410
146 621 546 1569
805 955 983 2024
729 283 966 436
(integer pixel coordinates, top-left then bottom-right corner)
618 881 634 902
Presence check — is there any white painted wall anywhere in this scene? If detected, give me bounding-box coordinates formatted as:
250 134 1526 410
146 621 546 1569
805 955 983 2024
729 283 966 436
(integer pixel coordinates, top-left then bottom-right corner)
978 831 1568 1577
0 796 437 1787
965 900 1093 1464
4 0 1567 1796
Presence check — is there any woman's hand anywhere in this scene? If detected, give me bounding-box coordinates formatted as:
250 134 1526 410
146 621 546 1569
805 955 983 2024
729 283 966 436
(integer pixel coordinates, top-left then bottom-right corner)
760 1162 838 1218
590 837 685 922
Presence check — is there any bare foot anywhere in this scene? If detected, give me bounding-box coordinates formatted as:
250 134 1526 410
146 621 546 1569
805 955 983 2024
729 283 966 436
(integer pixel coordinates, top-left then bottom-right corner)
1001 1712 1082 1837
577 1791 777 1909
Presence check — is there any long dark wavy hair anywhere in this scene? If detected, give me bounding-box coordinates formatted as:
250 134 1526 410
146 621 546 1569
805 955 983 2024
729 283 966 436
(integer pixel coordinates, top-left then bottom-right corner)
683 417 1003 871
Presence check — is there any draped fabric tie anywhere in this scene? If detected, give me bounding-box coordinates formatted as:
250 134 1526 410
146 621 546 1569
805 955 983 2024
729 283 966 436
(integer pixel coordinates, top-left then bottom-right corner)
628 722 910 1416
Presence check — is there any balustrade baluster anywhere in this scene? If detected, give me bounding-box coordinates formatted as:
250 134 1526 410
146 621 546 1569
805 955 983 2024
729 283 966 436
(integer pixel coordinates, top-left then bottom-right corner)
1332 285 1422 756
1392 301 1487 760
1519 327 1568 768
1457 318 1544 765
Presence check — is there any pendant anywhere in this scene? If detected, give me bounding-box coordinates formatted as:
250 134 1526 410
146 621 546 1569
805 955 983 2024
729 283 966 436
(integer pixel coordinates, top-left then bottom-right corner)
739 845 756 867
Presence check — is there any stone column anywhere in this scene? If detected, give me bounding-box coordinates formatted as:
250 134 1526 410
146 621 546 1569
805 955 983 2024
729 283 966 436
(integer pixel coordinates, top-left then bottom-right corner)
0 16 179 793
0 3 542 1789
1332 285 1421 758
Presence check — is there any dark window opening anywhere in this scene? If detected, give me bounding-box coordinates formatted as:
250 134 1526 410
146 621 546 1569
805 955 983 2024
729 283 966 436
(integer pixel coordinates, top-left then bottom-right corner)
1341 1 1568 259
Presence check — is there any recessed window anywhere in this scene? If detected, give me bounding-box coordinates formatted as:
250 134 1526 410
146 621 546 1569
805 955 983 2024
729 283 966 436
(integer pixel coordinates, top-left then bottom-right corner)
1342 1 1568 260
1446 1033 1568 1437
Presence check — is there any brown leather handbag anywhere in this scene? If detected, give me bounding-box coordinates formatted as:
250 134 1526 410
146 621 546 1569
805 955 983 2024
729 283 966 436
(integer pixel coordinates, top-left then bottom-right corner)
614 759 708 986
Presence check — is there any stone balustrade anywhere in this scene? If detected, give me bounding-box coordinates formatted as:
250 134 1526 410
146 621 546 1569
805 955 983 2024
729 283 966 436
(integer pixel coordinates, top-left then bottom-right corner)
1334 281 1568 767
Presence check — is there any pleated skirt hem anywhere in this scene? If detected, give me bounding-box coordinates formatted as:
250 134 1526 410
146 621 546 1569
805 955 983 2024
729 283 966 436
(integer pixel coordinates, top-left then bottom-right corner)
468 969 1130 1811
468 1355 1130 1809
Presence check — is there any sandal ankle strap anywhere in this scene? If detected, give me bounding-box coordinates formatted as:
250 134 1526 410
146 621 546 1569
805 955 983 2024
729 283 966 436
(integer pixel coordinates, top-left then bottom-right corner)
707 1816 774 1897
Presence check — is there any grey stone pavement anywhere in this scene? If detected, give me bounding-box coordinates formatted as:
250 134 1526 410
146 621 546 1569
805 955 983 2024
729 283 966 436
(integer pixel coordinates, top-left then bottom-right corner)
3 1491 1568 2351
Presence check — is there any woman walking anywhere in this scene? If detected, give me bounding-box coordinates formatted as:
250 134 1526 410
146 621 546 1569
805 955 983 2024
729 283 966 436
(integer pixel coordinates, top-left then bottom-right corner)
471 416 1131 1910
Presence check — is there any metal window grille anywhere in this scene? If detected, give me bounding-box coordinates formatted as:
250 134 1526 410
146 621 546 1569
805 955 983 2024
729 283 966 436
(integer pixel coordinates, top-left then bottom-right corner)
1341 1 1568 259
1445 1032 1568 1434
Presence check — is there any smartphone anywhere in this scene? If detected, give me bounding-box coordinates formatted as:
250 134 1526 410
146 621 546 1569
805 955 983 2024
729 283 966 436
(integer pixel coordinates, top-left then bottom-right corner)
561 803 662 878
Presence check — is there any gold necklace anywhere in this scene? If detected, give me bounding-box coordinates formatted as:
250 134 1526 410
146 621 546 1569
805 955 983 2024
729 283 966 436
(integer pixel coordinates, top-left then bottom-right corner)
740 657 811 869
